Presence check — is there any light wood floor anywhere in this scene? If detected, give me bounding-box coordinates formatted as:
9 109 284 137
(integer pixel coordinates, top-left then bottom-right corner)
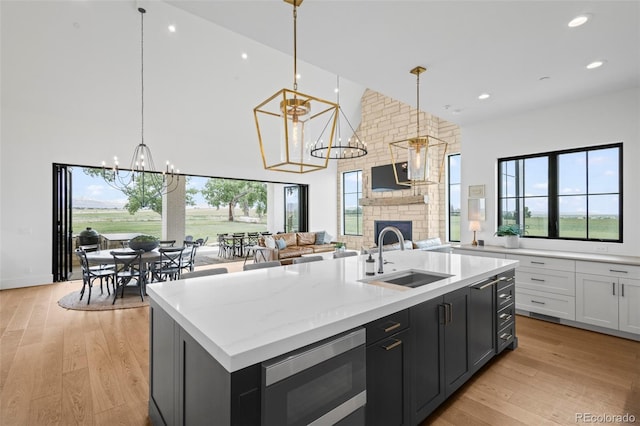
1 273 638 425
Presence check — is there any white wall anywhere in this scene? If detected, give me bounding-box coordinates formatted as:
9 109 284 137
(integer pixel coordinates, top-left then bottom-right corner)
460 87 640 256
0 1 351 288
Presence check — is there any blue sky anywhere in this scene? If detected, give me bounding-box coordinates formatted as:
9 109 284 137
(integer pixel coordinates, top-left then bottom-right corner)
71 167 209 208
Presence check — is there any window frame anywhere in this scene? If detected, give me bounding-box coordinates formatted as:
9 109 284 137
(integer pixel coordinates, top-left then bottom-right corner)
447 153 461 243
497 142 623 242
342 170 363 236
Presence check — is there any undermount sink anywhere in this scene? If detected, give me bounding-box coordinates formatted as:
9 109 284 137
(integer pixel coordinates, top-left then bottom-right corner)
361 269 453 289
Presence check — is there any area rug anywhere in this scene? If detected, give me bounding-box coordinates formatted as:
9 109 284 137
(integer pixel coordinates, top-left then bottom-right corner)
58 288 148 311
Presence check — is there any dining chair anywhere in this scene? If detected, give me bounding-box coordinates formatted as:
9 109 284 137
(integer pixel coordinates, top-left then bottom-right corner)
243 260 281 271
233 232 246 257
159 240 176 248
292 256 324 264
153 247 185 282
75 248 115 304
333 251 358 259
180 244 199 274
110 250 145 304
181 267 228 279
195 236 209 247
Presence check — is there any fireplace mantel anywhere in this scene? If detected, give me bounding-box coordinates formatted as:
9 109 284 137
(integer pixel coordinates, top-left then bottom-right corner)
359 195 427 206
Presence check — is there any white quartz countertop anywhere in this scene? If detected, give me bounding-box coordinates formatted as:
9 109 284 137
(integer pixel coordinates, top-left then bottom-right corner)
455 244 640 266
147 250 518 372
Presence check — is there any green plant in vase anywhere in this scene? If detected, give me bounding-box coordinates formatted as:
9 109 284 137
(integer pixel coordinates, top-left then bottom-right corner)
129 234 160 251
494 224 523 248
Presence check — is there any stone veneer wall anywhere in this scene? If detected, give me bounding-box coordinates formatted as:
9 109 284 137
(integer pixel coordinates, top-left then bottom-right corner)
336 89 461 250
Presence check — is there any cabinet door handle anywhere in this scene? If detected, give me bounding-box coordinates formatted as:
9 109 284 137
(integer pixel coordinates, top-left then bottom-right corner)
438 304 446 325
609 269 628 274
442 303 452 324
473 278 499 290
383 322 401 333
531 261 546 265
530 278 546 282
622 283 625 297
531 300 546 305
382 339 402 351
612 282 616 296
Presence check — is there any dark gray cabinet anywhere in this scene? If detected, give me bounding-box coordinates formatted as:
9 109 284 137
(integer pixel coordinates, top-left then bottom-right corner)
410 286 470 424
365 310 410 426
496 270 517 353
149 301 260 426
469 277 497 373
409 297 445 423
442 287 471 395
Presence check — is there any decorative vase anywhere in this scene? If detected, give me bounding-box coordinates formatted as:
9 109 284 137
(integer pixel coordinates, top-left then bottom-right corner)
128 240 159 252
503 235 519 249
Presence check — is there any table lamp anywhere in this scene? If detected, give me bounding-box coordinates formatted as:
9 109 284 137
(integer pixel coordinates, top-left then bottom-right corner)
469 221 481 246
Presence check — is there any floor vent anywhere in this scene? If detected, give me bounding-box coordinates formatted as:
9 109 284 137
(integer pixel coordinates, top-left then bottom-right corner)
529 312 560 323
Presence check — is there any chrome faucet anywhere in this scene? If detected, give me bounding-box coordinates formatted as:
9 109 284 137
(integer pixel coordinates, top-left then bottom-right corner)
377 226 405 274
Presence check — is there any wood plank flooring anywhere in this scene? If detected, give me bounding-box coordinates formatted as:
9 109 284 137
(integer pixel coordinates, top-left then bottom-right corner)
1 275 638 425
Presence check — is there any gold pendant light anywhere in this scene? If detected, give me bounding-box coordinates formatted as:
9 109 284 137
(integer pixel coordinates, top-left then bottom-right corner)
254 0 339 173
389 66 448 187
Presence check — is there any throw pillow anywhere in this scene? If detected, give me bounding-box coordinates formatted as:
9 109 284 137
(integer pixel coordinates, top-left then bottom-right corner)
276 238 287 250
315 231 326 245
264 235 276 249
324 232 334 244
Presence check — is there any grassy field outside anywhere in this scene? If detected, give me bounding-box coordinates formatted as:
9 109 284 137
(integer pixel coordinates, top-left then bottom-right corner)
73 208 267 243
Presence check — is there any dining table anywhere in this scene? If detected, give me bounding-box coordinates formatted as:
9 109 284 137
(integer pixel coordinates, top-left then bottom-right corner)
86 248 163 284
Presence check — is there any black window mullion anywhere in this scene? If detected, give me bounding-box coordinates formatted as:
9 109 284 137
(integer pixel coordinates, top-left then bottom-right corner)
548 154 558 237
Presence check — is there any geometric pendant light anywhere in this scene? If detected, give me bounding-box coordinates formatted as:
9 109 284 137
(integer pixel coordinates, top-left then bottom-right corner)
389 66 448 186
254 0 339 173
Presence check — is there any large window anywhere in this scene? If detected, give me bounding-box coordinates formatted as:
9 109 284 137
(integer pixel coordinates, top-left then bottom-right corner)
498 143 622 242
447 154 461 242
343 170 363 235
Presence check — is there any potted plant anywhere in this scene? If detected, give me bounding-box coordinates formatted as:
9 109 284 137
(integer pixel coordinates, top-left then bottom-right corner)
494 224 523 249
334 242 346 252
128 234 160 252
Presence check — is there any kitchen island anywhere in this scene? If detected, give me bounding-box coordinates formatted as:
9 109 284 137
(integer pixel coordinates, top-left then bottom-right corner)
147 250 518 425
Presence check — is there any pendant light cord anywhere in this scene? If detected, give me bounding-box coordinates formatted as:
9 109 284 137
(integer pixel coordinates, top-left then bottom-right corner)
292 3 298 91
416 71 420 139
139 8 145 147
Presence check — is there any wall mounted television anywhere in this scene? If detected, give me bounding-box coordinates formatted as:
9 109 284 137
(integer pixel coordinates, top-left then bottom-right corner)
371 163 407 192
374 220 412 246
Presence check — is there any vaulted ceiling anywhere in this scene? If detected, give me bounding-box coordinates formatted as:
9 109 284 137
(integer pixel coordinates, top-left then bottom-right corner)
166 0 639 126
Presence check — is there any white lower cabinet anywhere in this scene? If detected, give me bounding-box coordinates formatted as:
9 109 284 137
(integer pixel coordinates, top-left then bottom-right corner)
506 254 576 320
619 278 640 334
576 273 619 329
576 261 640 334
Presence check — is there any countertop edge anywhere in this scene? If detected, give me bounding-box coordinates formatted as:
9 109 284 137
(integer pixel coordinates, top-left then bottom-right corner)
148 257 518 373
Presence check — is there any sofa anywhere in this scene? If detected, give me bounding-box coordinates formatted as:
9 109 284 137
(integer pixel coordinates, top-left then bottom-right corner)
364 237 451 254
262 232 335 263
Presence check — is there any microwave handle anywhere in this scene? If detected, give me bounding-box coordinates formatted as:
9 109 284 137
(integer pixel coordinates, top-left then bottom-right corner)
263 328 366 386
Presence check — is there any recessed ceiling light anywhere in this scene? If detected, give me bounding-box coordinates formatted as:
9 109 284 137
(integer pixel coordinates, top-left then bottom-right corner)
568 14 591 28
168 24 176 33
586 60 605 69
478 93 491 100
241 52 248 60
